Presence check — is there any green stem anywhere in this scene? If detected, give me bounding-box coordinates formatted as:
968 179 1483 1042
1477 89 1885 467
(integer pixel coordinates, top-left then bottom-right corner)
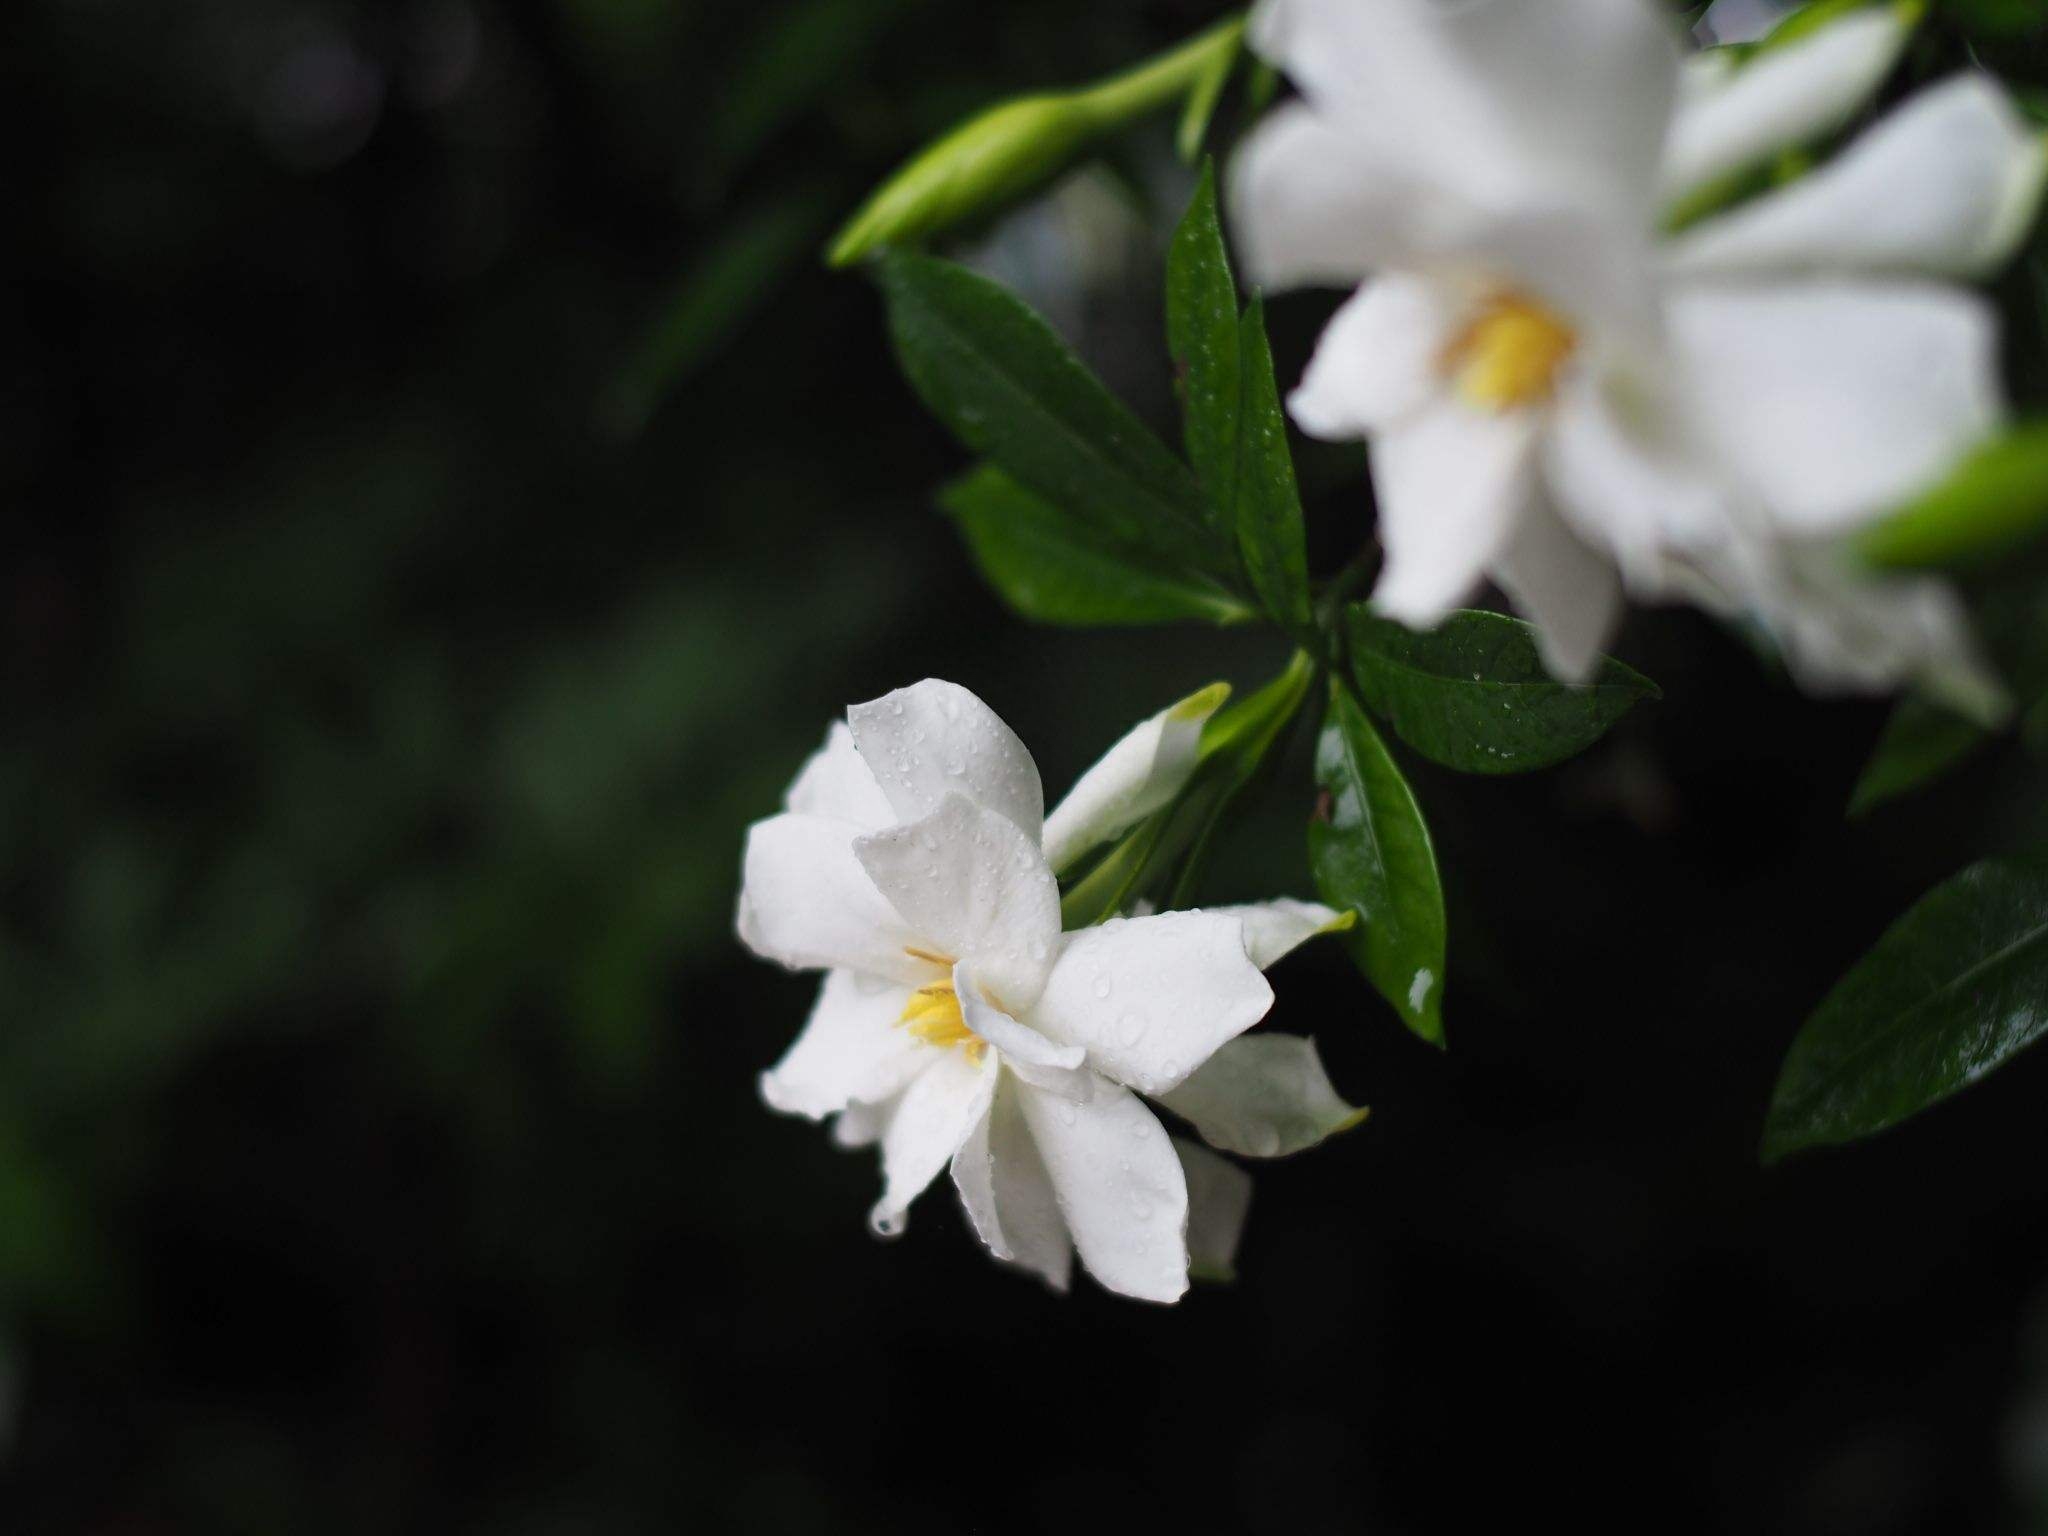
1072 16 1247 131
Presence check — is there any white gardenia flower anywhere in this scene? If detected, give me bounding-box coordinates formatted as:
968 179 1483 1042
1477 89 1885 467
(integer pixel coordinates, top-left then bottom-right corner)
736 679 1361 1302
1233 0 2048 709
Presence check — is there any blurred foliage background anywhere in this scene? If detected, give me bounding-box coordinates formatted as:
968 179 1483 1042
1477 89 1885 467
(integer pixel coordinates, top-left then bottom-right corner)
8 0 2048 1530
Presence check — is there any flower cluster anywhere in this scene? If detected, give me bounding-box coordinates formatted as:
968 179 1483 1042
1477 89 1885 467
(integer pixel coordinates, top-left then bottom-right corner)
737 681 1361 1301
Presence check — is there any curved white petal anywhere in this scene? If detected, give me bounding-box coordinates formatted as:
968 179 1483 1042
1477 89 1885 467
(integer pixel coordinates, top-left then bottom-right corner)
1159 1033 1367 1160
1490 492 1625 682
1206 899 1351 970
1251 0 1680 219
832 1096 893 1149
1369 400 1540 627
1289 274 1468 440
1028 911 1273 1096
854 793 1062 1011
760 970 928 1120
1668 279 2004 535
872 1047 997 1234
1544 368 1733 584
954 964 1093 1101
1659 6 1912 203
951 1073 1073 1292
1230 102 1452 291
1669 74 2048 280
784 721 895 830
848 679 1044 844
1041 683 1228 876
736 813 931 986
1176 1138 1253 1284
1014 1074 1188 1303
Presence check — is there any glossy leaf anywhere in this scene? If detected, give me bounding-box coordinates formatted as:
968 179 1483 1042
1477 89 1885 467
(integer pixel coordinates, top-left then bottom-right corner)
1309 682 1447 1046
1846 695 1990 817
878 252 1234 579
939 465 1254 628
1233 299 1313 635
1764 859 2048 1161
1165 161 1242 532
1854 423 2048 570
1346 606 1658 775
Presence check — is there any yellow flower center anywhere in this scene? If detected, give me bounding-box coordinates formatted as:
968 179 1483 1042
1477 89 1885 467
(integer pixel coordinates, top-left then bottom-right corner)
898 981 986 1061
1443 293 1577 411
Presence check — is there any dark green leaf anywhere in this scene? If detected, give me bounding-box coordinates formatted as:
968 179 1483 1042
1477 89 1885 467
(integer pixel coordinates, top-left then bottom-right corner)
1165 161 1241 539
1309 681 1446 1045
1854 423 2048 570
1846 695 1991 818
1346 606 1658 775
939 465 1254 627
878 252 1235 579
1233 299 1313 634
1764 858 2048 1162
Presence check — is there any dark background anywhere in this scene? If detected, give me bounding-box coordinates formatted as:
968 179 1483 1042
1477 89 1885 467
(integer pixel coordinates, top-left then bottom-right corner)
6 0 2048 1530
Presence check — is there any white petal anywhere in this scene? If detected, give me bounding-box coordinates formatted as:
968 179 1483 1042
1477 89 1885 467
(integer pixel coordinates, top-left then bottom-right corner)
1669 74 2048 280
951 1073 1073 1292
847 679 1044 843
736 813 931 986
872 1047 997 1233
1289 274 1468 440
1176 1138 1253 1284
1160 1033 1367 1160
760 970 927 1120
853 794 1061 1010
1041 683 1228 875
1229 103 1451 291
784 720 894 829
1028 911 1273 1096
1369 400 1540 627
1543 369 1733 584
1205 899 1352 970
1669 280 2004 535
1659 6 1911 203
1490 492 1625 682
954 963 1093 1101
1251 0 1680 219
1015 1074 1188 1303
832 1097 893 1149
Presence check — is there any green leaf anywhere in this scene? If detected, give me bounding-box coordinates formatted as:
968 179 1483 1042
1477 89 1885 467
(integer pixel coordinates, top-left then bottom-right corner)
1344 607 1658 775
1060 651 1313 927
1763 858 2048 1162
1165 162 1241 540
877 252 1235 580
1309 681 1447 1045
1232 298 1313 635
1854 423 2048 570
939 465 1254 627
1846 695 1991 817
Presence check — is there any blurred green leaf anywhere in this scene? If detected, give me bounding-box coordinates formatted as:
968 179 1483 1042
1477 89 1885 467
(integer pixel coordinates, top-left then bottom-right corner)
1854 423 2048 570
1764 858 2048 1161
602 188 838 438
1165 160 1242 542
1310 681 1446 1045
877 251 1236 579
939 465 1254 626
1847 695 1991 816
1345 607 1658 776
1232 298 1313 636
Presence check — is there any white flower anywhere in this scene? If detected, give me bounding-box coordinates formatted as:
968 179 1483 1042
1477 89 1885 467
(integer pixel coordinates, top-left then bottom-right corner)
737 679 1360 1302
1232 0 2047 707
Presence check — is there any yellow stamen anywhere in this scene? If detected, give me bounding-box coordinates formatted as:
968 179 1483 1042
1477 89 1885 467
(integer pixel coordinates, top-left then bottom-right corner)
1443 293 1577 411
897 982 985 1062
903 944 955 967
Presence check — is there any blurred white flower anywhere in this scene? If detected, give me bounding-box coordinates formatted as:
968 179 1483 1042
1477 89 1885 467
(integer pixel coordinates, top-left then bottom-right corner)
736 679 1358 1301
1233 0 2047 709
